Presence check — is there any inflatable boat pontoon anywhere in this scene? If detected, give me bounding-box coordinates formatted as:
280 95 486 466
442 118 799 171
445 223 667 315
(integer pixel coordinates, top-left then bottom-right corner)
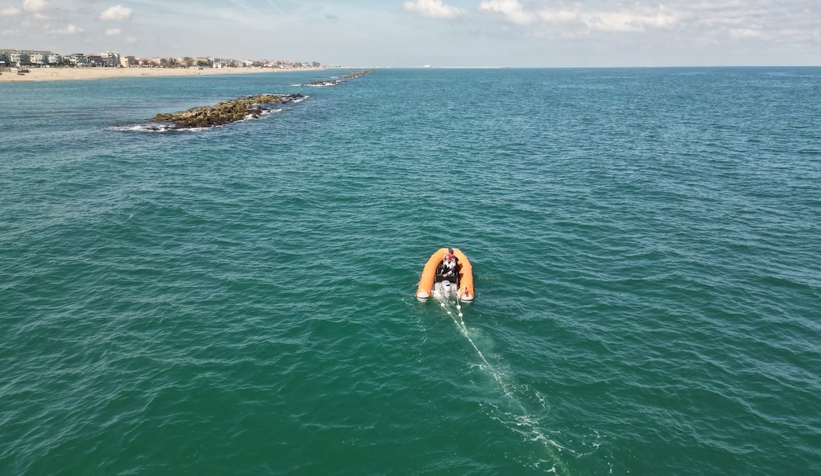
416 247 474 302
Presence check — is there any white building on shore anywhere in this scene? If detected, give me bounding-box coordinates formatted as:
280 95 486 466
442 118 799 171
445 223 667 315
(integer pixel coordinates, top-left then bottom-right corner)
0 49 60 67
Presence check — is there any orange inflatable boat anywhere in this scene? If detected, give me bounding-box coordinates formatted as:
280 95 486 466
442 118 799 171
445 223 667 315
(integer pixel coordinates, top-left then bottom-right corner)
416 247 474 302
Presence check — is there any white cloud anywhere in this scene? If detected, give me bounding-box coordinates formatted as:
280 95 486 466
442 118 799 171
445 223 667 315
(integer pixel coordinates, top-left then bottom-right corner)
403 0 465 19
581 9 678 33
105 28 121 36
1 6 21 16
729 28 763 39
47 23 84 35
99 5 134 21
479 0 533 25
227 0 253 13
22 0 49 13
479 1 783 36
125 36 137 44
1 29 20 36
478 1 681 31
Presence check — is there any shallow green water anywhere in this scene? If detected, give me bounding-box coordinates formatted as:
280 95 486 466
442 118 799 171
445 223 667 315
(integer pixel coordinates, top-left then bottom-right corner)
2 67 820 475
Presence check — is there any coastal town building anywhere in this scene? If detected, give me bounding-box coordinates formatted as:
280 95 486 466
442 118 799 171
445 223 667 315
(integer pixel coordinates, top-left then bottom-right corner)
0 49 60 67
1 48 320 71
65 54 88 66
100 51 120 67
86 55 103 67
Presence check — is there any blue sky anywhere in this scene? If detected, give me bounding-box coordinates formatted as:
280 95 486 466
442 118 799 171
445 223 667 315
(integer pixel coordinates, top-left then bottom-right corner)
1 0 818 66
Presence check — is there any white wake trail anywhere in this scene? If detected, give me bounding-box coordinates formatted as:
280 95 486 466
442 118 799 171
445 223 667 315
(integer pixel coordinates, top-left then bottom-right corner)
437 297 571 475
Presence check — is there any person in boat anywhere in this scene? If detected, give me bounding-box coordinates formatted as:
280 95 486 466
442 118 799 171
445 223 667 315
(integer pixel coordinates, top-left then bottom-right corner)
436 248 460 284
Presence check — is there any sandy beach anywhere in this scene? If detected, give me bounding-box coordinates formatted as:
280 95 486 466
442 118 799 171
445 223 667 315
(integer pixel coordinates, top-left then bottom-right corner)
0 66 324 83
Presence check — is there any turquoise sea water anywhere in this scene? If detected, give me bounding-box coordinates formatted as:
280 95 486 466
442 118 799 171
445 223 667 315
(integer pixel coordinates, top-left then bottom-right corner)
2 68 820 475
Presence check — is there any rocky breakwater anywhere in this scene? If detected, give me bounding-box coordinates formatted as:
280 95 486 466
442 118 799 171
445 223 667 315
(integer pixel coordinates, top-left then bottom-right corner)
300 69 375 87
303 79 343 87
153 93 305 129
338 70 375 79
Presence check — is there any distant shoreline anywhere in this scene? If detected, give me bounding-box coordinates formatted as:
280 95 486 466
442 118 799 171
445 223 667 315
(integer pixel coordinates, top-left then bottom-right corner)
0 66 326 83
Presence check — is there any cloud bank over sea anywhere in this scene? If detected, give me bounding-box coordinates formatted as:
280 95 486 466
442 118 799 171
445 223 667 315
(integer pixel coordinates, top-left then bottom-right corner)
1 0 818 67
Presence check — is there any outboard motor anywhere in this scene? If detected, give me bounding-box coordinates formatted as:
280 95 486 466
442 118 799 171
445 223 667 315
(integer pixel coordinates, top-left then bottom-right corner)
441 280 452 296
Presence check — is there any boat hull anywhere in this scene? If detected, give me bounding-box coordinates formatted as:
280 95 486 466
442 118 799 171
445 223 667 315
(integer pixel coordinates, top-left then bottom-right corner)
416 247 474 302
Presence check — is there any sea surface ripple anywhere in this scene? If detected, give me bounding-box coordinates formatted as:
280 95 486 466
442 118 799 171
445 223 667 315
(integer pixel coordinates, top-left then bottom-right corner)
1 67 820 475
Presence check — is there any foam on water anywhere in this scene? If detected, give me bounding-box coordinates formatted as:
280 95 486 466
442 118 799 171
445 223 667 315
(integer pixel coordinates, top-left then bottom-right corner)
434 295 579 475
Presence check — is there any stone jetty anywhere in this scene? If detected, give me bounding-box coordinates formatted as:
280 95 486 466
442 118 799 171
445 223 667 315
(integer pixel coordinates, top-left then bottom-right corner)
153 93 305 129
300 69 375 87
338 70 374 79
303 79 343 87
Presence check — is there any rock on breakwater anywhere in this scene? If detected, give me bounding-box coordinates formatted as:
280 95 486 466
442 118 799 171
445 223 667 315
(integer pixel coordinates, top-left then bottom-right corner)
300 69 375 87
338 70 374 79
153 93 305 129
302 79 343 87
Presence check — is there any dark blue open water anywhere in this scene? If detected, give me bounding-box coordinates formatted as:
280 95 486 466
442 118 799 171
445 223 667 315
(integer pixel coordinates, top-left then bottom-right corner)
2 68 820 475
